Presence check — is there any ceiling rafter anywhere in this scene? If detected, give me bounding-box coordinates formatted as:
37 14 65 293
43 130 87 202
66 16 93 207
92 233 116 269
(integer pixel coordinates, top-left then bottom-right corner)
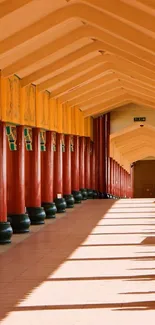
69 0 155 35
37 53 106 92
0 0 33 19
59 74 118 103
1 3 155 56
50 62 112 98
83 92 130 117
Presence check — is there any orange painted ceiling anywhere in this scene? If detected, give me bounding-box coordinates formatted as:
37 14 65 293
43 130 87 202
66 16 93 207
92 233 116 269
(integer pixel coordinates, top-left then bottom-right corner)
0 0 155 119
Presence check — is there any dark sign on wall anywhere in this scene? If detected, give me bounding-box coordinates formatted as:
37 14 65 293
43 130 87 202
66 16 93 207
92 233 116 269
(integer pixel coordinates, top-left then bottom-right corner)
134 117 146 122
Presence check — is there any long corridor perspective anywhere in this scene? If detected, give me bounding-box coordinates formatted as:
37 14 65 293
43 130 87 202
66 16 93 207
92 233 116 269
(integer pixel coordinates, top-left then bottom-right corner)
1 199 155 324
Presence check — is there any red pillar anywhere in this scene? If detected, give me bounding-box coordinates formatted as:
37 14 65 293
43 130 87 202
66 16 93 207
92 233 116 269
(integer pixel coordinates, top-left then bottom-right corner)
99 116 106 195
85 137 94 198
90 141 96 190
63 135 71 195
53 133 66 212
110 158 114 196
71 135 82 203
25 128 45 224
63 135 74 208
118 164 121 198
0 122 12 243
85 137 91 189
79 137 85 190
120 167 124 198
93 118 99 191
131 164 134 198
41 131 57 217
54 133 63 197
7 126 30 233
108 157 111 196
104 113 110 194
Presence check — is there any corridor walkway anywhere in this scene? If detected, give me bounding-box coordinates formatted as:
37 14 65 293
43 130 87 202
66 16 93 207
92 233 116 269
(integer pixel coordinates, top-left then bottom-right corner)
1 199 155 324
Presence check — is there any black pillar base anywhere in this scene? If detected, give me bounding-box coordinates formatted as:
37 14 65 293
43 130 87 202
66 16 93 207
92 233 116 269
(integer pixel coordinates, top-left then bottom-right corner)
26 207 46 225
8 213 31 233
63 194 75 208
93 190 98 199
42 202 57 219
98 192 108 199
54 198 67 213
80 188 88 200
0 222 13 244
87 189 94 199
72 190 82 203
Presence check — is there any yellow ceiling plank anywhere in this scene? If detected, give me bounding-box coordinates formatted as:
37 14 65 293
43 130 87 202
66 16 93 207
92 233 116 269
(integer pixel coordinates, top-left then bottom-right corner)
126 90 155 104
115 69 155 88
2 23 155 78
21 36 155 87
80 86 123 110
0 0 32 19
109 55 155 80
38 51 155 93
2 26 86 77
69 79 120 106
51 62 112 98
21 41 100 87
83 92 130 117
111 123 155 140
1 3 155 58
77 0 155 34
60 73 117 103
114 135 155 151
38 54 106 92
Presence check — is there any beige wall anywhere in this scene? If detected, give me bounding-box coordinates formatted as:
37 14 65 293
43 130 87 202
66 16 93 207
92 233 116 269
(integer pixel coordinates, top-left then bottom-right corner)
110 103 155 135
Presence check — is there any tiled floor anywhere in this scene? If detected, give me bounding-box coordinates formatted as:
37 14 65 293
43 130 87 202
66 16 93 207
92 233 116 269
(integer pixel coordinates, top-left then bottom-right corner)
1 199 155 324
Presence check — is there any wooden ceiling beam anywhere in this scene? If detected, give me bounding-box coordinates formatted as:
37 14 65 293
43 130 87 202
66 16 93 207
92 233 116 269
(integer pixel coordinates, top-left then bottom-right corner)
69 80 120 106
2 26 86 77
37 52 155 92
0 0 32 19
20 34 155 87
109 56 155 81
1 3 155 57
83 92 129 117
59 73 117 103
81 86 124 110
2 23 155 78
50 62 112 98
115 69 155 88
37 54 106 92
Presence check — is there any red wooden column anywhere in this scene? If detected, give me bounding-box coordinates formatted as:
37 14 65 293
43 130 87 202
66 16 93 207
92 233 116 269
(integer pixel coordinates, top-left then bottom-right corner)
104 113 110 195
90 141 96 196
99 116 106 197
131 164 134 198
63 135 74 208
107 157 111 197
71 135 82 203
41 131 57 218
54 133 66 212
0 122 13 244
121 167 124 198
85 137 91 189
85 137 93 198
110 157 114 197
93 118 99 191
79 136 87 199
26 128 46 224
118 164 121 198
113 160 116 197
7 126 30 233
